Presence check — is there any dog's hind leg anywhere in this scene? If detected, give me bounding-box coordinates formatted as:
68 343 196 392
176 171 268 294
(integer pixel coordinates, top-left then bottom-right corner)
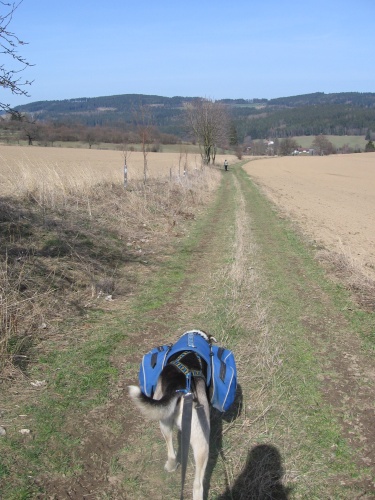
191 424 209 500
154 381 179 472
160 417 179 472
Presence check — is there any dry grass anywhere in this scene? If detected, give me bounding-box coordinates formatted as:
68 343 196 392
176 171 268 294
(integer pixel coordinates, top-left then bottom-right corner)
0 254 55 377
0 148 221 375
0 145 237 200
316 242 375 311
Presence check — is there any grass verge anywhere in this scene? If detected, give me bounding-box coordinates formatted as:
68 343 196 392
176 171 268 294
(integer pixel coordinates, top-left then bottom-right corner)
0 166 222 498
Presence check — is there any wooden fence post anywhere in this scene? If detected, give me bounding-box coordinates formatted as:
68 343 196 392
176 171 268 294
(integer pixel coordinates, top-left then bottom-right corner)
124 162 128 189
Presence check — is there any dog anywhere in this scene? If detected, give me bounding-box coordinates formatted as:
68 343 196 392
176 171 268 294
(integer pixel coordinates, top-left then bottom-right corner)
128 330 214 500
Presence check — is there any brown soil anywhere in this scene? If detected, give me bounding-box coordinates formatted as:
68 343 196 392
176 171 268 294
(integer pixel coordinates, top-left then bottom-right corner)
243 153 375 280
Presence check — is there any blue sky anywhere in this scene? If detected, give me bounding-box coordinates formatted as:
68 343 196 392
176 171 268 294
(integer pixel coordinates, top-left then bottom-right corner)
3 0 375 107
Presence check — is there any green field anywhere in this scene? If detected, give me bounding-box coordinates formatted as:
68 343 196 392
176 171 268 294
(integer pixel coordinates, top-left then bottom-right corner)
293 134 367 150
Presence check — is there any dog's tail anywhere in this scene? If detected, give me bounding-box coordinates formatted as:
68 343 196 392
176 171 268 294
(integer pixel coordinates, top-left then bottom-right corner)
128 385 180 421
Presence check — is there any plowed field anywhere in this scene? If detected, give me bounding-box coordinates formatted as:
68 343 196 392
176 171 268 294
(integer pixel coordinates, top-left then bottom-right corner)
244 153 375 279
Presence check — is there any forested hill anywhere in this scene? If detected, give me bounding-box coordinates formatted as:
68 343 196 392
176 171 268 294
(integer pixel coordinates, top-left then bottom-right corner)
12 92 375 140
15 94 193 115
268 92 375 107
14 94 194 136
230 92 375 139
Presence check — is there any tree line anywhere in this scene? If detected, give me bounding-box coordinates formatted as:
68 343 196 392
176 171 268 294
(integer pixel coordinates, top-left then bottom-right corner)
7 100 374 145
0 113 181 148
7 93 375 143
2 100 375 161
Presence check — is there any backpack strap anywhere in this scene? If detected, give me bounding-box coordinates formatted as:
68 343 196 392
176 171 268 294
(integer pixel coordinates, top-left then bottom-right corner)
170 351 206 384
166 331 213 386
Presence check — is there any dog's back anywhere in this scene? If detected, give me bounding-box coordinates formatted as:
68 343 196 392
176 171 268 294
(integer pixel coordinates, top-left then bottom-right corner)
129 350 210 500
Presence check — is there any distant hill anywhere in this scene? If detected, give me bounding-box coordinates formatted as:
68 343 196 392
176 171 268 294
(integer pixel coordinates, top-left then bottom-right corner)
13 94 194 136
268 92 375 107
12 92 375 140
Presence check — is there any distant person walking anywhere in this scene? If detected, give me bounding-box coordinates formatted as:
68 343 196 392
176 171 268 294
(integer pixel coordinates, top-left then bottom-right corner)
224 159 228 171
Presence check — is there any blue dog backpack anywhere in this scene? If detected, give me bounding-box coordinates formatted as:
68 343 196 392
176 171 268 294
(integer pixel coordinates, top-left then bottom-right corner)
139 344 170 397
209 345 237 412
138 330 237 412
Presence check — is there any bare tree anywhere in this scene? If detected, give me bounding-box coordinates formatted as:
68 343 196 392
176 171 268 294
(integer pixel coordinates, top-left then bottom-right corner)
250 139 267 156
85 132 93 149
185 98 229 165
20 112 38 145
279 137 299 156
1 1 33 115
312 135 336 155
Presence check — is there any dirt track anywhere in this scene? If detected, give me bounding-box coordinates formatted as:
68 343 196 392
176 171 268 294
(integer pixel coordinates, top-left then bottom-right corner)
243 153 375 278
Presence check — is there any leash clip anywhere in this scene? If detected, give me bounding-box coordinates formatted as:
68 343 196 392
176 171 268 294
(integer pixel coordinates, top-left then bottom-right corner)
175 372 192 396
185 372 191 393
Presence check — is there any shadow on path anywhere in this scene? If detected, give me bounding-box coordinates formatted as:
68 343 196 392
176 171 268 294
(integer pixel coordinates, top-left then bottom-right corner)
217 443 291 500
205 384 291 499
